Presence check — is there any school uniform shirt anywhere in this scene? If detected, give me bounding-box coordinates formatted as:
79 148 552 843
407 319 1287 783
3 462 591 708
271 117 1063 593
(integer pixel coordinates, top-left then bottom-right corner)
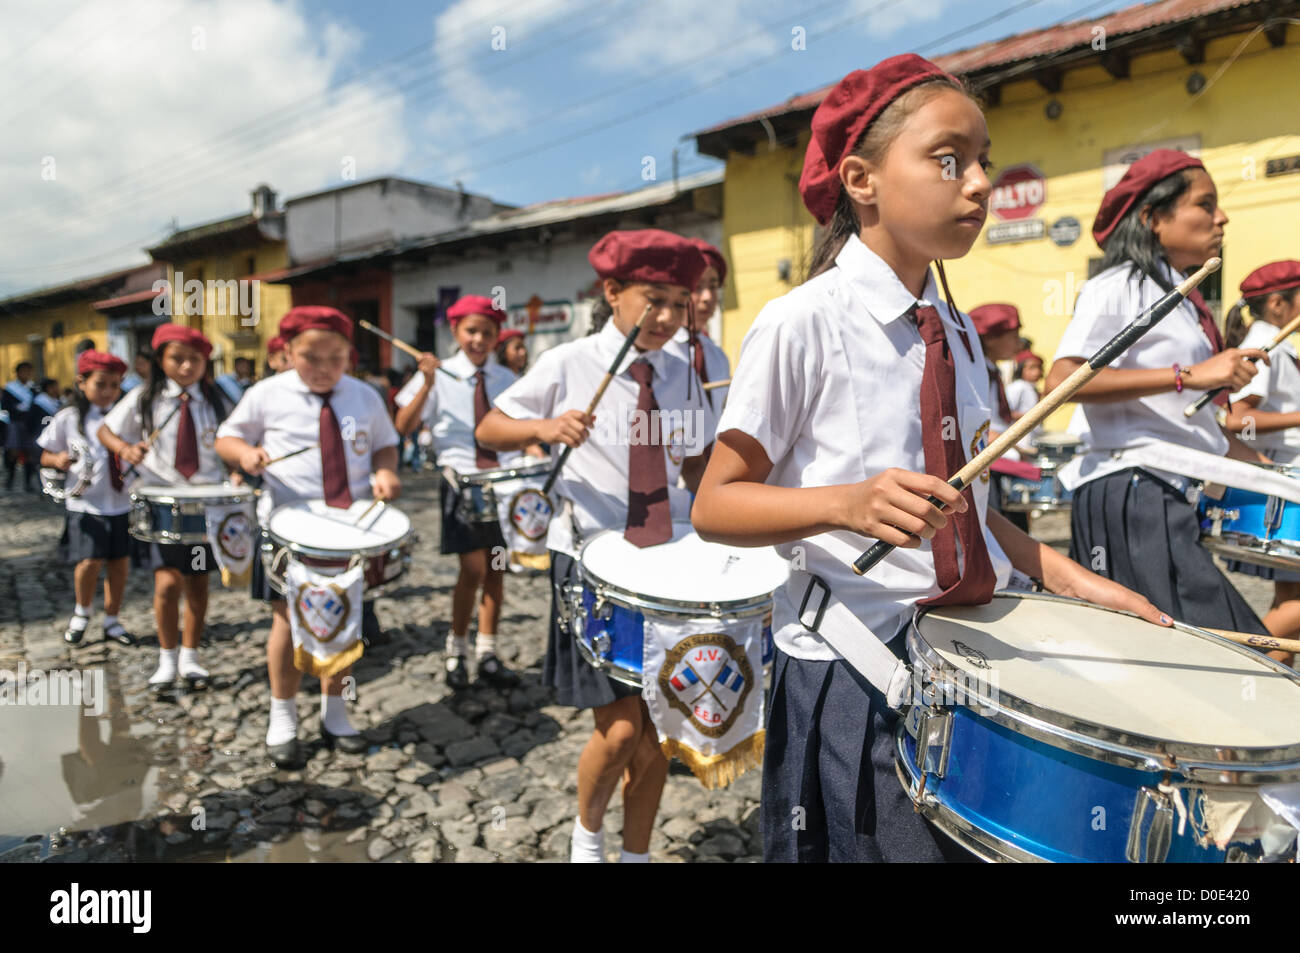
215 373 252 406
717 234 1011 663
102 379 226 486
493 320 711 557
665 327 731 440
394 351 521 474
1053 262 1227 491
1230 319 1300 463
36 406 132 515
218 370 400 523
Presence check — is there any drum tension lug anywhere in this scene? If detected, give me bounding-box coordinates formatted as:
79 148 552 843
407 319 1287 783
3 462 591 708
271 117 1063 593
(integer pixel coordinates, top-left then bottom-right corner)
1125 785 1174 863
916 706 953 781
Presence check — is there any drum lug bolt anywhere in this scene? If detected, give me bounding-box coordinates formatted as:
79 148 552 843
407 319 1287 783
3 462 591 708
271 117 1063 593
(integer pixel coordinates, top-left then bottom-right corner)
592 633 611 660
916 707 952 780
1125 786 1174 863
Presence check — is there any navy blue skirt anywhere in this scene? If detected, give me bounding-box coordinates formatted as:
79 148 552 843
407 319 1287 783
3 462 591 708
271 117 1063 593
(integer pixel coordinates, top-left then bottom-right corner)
439 478 505 556
58 511 130 563
130 539 214 576
761 643 975 863
1069 468 1268 635
543 549 639 710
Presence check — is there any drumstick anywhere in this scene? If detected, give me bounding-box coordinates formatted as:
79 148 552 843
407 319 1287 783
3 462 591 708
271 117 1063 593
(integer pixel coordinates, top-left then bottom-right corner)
352 497 384 526
1202 627 1300 655
701 378 731 391
264 443 317 466
357 319 462 381
853 257 1222 576
1183 311 1300 417
122 401 184 480
541 302 653 495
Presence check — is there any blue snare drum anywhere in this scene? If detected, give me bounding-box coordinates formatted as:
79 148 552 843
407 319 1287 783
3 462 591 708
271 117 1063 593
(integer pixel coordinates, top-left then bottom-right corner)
999 470 1072 512
896 592 1300 863
1198 464 1300 572
566 522 787 686
129 483 257 544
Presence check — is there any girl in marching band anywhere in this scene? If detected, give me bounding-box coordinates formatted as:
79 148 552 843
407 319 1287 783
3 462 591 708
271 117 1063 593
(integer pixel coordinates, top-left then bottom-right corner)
38 350 135 646
99 324 230 690
691 55 1167 863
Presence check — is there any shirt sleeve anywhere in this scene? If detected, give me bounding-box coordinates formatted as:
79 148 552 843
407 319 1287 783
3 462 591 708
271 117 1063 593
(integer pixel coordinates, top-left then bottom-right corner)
714 303 816 467
1231 324 1276 403
1053 275 1129 363
102 388 144 443
494 349 563 421
36 410 68 453
216 385 264 444
365 387 400 453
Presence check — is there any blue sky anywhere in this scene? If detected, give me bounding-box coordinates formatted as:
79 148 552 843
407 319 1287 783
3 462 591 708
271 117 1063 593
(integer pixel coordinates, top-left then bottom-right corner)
0 0 1131 295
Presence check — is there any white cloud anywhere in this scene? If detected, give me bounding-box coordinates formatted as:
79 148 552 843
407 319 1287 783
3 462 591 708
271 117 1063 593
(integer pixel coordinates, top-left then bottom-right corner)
0 0 411 295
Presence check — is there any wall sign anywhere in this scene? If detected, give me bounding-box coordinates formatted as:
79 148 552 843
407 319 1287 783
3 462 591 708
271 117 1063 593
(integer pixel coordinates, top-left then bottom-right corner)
1048 216 1082 246
990 164 1046 221
987 219 1046 245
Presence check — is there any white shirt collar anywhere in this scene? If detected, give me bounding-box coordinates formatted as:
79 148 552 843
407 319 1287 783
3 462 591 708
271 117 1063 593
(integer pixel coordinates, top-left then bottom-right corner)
596 319 673 377
835 233 945 326
162 379 204 401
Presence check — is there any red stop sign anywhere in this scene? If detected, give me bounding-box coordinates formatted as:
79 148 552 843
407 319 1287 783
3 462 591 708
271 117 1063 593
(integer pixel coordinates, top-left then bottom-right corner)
990 164 1046 221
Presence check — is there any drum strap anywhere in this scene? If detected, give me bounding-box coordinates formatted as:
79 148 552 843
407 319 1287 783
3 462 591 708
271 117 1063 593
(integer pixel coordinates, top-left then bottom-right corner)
790 570 912 709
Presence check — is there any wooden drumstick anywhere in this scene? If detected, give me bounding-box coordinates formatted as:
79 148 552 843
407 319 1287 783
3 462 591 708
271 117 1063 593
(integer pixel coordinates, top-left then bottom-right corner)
541 302 653 495
122 401 183 480
264 443 317 466
701 378 731 391
357 319 463 381
1183 311 1300 417
1203 627 1300 655
853 257 1223 576
352 497 384 526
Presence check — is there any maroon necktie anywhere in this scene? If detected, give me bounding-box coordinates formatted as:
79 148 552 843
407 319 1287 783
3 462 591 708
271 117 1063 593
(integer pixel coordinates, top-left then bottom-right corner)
625 359 672 548
691 332 713 409
108 452 123 492
988 362 1012 423
174 392 199 479
473 370 499 469
319 391 353 508
1187 288 1231 410
914 304 996 607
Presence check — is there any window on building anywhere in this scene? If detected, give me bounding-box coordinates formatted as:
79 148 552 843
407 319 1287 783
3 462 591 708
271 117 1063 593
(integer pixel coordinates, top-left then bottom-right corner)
414 305 439 353
349 299 381 373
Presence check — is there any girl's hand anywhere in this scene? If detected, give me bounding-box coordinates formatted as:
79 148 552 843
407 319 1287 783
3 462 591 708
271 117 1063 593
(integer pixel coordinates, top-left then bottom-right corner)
416 353 441 379
372 468 401 501
1186 348 1268 392
119 443 148 465
240 446 270 476
1055 565 1172 627
49 452 73 471
838 468 967 547
538 410 592 449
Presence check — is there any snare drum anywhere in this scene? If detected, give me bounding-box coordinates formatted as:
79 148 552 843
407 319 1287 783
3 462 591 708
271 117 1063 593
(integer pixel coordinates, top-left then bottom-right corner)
451 462 552 525
1198 464 1300 572
896 592 1300 863
1031 432 1083 468
129 483 257 544
998 433 1084 514
565 522 787 686
260 499 415 596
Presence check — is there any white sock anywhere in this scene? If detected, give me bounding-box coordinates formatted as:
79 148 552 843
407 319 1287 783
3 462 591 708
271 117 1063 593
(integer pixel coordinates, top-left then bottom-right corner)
68 605 91 633
102 613 119 630
446 634 469 657
476 632 497 660
620 849 650 864
570 817 605 864
267 697 298 746
178 647 208 679
321 692 358 737
149 647 179 685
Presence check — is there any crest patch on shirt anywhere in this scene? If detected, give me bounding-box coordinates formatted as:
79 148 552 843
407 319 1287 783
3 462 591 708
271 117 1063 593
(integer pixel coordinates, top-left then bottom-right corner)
969 420 991 483
351 430 370 455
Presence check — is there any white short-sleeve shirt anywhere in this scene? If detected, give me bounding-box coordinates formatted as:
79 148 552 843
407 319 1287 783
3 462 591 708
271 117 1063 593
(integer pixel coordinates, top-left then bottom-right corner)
101 379 227 486
493 320 711 557
393 351 522 474
1053 262 1228 488
37 405 133 515
218 370 399 522
1231 319 1300 462
717 234 1012 663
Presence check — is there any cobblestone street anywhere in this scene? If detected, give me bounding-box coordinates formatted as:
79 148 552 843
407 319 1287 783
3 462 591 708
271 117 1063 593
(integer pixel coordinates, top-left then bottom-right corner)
0 474 1274 863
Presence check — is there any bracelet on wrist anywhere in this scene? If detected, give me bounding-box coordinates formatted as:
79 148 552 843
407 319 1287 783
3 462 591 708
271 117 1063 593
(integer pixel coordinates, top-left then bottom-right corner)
1172 363 1184 394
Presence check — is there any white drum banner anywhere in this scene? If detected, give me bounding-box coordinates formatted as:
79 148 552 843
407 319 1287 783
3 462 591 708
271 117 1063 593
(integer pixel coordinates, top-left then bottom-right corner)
286 560 365 677
642 615 765 790
495 477 553 573
204 501 256 588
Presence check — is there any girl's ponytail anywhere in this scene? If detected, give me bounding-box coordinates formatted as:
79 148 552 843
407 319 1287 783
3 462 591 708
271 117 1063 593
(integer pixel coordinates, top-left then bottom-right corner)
1223 297 1251 349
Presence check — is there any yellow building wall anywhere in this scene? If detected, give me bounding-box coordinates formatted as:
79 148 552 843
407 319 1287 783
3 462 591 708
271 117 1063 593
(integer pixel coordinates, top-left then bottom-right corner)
718 28 1300 430
0 299 105 386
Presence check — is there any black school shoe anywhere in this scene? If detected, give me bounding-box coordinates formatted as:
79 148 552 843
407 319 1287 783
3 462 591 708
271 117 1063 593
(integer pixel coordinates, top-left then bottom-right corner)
267 738 302 769
475 653 520 688
103 621 136 647
63 622 88 645
321 726 368 754
445 655 470 689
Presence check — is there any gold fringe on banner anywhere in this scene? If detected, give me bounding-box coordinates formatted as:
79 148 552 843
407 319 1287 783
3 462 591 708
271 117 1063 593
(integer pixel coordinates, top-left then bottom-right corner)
293 639 364 678
512 551 551 572
660 731 765 790
220 565 252 590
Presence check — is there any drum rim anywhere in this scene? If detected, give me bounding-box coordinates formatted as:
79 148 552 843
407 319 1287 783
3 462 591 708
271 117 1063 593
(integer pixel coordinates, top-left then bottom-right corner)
264 501 414 559
457 462 553 484
909 591 1300 775
1200 534 1300 572
257 533 415 597
130 483 258 504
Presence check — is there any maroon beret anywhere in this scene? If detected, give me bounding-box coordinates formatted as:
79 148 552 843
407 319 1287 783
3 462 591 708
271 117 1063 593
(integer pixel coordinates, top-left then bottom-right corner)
1015 349 1042 366
689 238 727 284
266 334 286 355
151 323 212 359
447 295 507 326
1092 149 1205 248
76 350 127 376
1240 260 1300 300
496 328 525 344
279 306 353 342
588 229 708 291
969 303 1021 336
799 54 960 226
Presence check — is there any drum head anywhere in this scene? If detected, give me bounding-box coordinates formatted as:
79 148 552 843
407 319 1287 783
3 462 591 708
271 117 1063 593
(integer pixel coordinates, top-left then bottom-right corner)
580 521 788 604
915 593 1300 749
133 482 252 501
267 499 412 550
1032 433 1082 449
